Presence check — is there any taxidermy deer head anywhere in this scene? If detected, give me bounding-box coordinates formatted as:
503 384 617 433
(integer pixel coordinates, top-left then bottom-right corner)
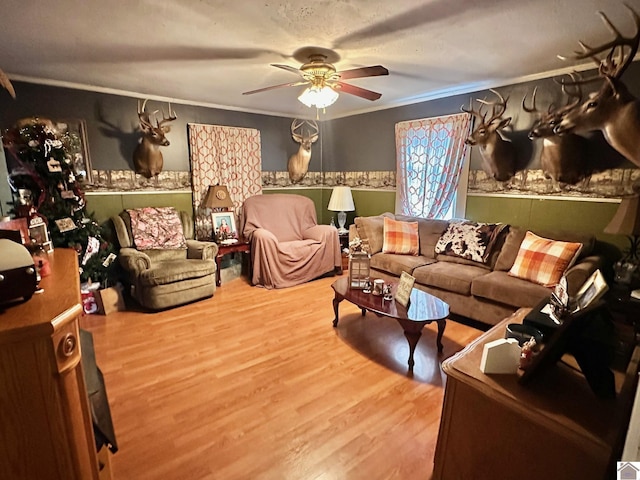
462 89 517 182
554 4 640 167
288 119 319 183
0 68 16 99
133 99 176 178
523 82 591 185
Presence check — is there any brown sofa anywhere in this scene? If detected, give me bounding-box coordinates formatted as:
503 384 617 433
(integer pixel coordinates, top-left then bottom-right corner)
351 213 604 326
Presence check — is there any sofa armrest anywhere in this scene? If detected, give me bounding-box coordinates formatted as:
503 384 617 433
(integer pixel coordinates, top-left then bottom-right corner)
186 239 218 260
565 255 605 297
118 247 152 274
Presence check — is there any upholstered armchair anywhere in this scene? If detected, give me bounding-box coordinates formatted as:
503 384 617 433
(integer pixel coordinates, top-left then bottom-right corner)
111 207 218 310
241 194 341 288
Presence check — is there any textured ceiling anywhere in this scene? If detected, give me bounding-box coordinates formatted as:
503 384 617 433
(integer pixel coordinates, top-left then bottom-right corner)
1 0 639 119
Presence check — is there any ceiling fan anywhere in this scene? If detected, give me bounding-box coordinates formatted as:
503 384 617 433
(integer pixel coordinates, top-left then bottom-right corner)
242 53 389 108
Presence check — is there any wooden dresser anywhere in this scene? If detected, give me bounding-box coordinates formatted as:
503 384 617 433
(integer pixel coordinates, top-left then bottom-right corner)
0 248 105 480
433 309 640 480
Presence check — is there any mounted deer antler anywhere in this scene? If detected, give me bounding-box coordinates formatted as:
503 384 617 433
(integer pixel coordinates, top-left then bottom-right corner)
287 119 319 183
462 89 517 182
554 4 640 167
0 67 16 99
133 99 177 178
523 80 590 185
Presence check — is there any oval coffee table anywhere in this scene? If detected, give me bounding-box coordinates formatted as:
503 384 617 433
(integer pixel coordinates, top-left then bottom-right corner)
331 275 449 372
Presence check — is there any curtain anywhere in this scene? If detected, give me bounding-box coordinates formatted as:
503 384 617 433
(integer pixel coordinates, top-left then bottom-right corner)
188 123 262 240
395 113 471 219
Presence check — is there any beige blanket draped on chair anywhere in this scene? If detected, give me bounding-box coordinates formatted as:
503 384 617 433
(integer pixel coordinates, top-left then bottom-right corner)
241 194 341 289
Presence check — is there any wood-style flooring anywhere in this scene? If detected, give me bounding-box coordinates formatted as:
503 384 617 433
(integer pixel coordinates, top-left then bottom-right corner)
80 274 483 480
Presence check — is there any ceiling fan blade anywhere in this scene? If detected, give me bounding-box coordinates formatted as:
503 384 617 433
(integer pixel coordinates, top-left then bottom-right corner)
271 64 304 76
335 81 382 101
337 65 389 80
242 80 308 96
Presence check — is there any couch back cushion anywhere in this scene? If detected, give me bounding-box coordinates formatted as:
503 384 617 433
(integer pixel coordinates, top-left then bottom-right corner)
507 231 583 287
495 227 595 272
396 215 449 258
434 220 507 265
127 207 187 250
382 217 420 255
354 213 395 255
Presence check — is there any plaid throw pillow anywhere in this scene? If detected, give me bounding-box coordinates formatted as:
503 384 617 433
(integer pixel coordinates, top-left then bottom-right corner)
508 231 582 287
382 217 419 255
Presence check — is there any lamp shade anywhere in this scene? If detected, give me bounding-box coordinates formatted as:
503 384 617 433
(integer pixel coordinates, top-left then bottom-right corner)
202 185 233 210
604 196 640 236
327 186 355 212
298 85 339 109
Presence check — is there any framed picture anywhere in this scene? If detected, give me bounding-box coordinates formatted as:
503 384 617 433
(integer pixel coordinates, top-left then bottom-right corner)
211 211 238 244
55 119 93 184
395 271 416 307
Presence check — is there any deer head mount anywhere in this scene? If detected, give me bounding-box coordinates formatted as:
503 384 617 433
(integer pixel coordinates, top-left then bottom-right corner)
523 81 591 185
462 89 517 182
554 4 640 167
287 119 319 183
133 99 177 178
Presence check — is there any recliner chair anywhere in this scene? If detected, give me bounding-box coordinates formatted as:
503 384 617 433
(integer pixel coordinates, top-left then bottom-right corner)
111 207 217 310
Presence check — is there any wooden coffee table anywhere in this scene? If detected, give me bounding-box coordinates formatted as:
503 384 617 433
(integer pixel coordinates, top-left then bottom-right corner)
331 274 449 372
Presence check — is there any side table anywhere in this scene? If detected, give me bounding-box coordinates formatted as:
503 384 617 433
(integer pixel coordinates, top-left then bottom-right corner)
607 285 640 343
215 238 251 286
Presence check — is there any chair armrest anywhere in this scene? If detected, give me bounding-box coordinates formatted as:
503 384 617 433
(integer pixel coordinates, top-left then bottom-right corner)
565 255 605 297
186 239 218 260
118 247 152 275
251 228 278 244
304 225 337 242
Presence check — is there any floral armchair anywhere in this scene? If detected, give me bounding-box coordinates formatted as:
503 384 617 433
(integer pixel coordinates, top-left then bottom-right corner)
111 207 218 310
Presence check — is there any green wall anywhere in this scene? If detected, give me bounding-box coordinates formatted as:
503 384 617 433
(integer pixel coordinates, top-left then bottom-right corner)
86 192 194 225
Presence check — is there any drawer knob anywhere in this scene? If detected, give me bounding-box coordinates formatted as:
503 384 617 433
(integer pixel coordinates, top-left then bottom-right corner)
60 333 77 357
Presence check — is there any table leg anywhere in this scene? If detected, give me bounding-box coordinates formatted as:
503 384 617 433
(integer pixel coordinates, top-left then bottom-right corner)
361 308 366 316
436 319 446 353
333 294 344 327
403 330 422 372
215 255 222 287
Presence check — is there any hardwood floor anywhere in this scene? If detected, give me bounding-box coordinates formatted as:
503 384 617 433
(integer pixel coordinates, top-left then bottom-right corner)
80 274 483 480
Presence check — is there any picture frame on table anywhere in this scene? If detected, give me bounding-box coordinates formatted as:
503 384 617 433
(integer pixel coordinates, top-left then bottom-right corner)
55 119 93 184
211 211 238 245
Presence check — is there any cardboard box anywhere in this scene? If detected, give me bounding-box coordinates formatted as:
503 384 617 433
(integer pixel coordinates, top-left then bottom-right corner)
94 285 125 315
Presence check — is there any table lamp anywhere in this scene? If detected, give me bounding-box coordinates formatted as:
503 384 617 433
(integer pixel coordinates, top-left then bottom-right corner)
202 185 233 211
328 186 355 235
604 195 640 285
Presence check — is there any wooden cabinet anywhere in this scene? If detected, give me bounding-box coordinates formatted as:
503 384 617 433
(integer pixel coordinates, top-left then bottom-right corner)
433 309 640 480
0 249 104 480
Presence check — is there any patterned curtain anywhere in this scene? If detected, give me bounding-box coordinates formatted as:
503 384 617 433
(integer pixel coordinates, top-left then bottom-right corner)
188 123 262 240
395 113 471 219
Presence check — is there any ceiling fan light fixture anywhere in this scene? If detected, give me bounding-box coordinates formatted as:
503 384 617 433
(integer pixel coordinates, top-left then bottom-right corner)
298 85 339 109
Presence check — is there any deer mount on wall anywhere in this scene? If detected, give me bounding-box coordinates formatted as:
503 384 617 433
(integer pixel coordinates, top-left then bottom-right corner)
288 118 319 183
553 4 640 168
133 99 177 179
462 89 517 182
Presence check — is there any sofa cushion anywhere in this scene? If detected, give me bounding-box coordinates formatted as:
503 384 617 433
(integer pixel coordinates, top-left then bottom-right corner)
382 217 419 255
495 227 595 272
396 216 449 258
354 213 395 255
128 207 187 250
435 220 507 264
471 270 552 308
371 253 434 277
508 231 582 287
412 262 490 296
139 259 216 287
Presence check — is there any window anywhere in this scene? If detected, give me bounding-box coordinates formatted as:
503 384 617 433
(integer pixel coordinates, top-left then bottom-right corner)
395 113 471 219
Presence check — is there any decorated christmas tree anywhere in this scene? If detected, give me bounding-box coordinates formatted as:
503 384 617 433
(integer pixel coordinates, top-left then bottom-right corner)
2 117 117 285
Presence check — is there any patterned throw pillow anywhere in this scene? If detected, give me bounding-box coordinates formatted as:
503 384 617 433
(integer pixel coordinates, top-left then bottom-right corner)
508 231 582 287
382 217 419 255
435 220 506 264
128 207 187 250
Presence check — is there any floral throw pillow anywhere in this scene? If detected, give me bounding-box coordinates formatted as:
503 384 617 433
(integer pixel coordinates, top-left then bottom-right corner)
128 207 187 250
435 220 506 264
